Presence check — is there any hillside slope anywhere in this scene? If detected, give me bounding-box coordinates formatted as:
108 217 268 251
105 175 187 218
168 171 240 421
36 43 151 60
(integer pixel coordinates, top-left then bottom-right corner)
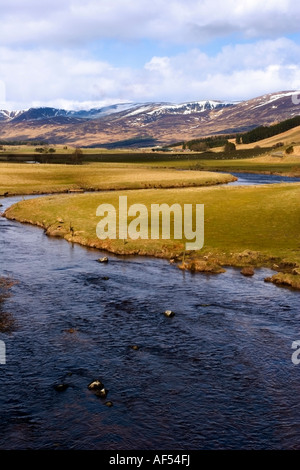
0 91 299 147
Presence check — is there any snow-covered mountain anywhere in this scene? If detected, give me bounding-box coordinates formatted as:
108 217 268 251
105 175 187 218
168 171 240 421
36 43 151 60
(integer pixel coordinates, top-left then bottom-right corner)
0 103 138 122
0 91 299 146
124 100 235 118
0 109 24 121
0 100 236 123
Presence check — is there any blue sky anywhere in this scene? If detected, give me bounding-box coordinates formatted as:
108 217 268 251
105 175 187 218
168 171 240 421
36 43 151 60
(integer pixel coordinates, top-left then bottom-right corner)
0 0 300 110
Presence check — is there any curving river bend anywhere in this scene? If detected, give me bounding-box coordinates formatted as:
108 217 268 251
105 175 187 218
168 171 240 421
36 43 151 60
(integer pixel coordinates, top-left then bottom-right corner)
0 173 300 450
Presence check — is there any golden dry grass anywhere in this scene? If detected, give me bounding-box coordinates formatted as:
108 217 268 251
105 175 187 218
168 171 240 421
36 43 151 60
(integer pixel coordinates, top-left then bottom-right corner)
0 162 235 195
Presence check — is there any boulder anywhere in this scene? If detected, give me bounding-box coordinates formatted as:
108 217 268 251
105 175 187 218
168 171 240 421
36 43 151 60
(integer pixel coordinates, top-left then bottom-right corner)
87 380 104 390
240 266 255 276
54 383 69 392
95 387 108 398
164 310 175 318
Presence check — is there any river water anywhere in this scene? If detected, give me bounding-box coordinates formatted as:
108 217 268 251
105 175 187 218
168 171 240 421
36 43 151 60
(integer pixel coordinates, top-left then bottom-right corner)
0 174 300 450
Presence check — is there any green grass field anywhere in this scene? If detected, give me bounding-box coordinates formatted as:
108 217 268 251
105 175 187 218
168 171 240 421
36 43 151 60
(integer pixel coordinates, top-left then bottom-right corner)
5 183 300 288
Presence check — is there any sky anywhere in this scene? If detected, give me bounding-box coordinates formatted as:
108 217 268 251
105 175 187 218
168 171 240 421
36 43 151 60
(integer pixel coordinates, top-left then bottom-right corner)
1 0 300 110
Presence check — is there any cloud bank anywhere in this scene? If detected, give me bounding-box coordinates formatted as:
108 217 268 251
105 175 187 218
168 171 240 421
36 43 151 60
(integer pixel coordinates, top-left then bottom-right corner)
0 0 299 109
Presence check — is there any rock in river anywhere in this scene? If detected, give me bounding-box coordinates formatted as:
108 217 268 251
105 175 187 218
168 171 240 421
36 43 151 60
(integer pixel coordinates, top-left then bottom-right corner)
164 310 175 318
87 380 104 390
240 266 255 276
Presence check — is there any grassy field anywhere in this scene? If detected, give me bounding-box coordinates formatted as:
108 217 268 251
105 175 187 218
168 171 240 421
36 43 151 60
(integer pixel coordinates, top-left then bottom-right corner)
4 183 300 289
0 144 140 155
0 163 235 196
142 154 300 175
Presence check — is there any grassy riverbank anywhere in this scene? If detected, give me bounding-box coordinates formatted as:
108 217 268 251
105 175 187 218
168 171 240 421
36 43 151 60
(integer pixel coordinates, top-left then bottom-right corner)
0 277 16 333
4 183 300 289
0 163 235 196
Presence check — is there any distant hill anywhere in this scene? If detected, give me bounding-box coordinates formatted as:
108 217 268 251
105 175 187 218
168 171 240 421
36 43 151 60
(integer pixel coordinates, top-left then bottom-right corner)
0 91 299 147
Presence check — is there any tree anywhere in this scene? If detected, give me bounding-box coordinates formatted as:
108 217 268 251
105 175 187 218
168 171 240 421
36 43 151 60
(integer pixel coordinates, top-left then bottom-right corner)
69 147 83 164
224 141 236 153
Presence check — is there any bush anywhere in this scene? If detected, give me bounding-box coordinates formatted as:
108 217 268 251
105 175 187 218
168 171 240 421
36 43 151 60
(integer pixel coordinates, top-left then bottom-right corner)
286 145 294 154
273 142 284 148
224 141 236 153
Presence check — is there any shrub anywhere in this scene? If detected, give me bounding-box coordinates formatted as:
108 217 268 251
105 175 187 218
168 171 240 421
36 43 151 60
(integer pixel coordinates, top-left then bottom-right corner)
224 141 236 153
286 145 294 154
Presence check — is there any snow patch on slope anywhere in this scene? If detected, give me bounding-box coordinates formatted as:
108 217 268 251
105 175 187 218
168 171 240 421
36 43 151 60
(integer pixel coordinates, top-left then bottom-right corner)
252 91 298 109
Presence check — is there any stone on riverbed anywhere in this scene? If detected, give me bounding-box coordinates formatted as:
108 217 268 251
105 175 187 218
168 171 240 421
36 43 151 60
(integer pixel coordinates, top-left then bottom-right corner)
54 383 69 392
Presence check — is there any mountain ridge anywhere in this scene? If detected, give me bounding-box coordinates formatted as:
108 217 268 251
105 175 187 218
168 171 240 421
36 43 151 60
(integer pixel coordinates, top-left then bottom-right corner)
0 91 299 147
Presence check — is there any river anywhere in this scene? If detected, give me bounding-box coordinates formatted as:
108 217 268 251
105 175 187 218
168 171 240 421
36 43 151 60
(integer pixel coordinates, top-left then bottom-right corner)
0 173 300 450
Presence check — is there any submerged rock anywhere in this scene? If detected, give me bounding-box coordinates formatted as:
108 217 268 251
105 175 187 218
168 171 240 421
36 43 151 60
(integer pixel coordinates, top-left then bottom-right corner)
54 383 69 392
64 328 77 334
97 257 109 263
105 401 113 407
130 344 140 350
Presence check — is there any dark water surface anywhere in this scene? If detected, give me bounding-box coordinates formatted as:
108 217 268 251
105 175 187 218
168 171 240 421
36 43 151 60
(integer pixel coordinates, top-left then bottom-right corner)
0 175 300 450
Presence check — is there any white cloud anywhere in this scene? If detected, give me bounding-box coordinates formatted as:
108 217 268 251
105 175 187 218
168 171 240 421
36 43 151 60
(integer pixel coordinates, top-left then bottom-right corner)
1 37 300 110
1 0 299 109
0 0 299 46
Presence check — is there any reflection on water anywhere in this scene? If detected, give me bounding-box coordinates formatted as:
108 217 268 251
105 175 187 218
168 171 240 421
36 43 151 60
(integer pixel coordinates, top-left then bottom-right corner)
0 181 300 450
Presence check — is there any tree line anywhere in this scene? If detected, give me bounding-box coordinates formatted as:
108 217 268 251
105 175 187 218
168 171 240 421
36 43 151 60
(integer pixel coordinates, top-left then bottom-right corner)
236 116 300 144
